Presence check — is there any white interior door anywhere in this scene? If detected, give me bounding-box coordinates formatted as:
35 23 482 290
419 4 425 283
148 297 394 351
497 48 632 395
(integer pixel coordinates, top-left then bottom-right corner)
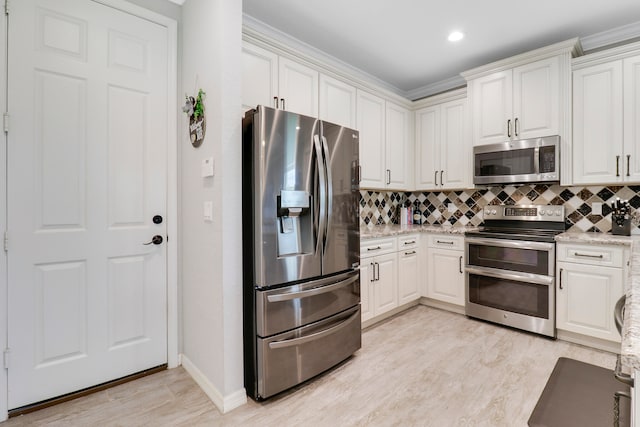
7 0 169 409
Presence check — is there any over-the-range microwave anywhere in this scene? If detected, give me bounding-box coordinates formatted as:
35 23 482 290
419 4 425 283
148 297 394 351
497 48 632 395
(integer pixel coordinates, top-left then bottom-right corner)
473 135 560 185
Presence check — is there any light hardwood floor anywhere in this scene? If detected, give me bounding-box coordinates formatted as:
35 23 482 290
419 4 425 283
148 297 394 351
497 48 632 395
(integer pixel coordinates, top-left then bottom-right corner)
4 306 617 426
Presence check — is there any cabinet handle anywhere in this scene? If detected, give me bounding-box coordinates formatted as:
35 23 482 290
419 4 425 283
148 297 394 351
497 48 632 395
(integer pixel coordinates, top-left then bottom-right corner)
357 165 362 183
514 118 519 136
404 251 416 256
459 256 463 274
367 246 382 251
273 96 279 109
507 119 511 138
386 169 391 185
440 170 444 186
370 262 375 282
404 241 416 245
436 240 454 245
574 252 604 259
627 155 631 177
375 262 380 281
280 98 285 110
559 268 563 290
434 171 438 185
617 155 620 177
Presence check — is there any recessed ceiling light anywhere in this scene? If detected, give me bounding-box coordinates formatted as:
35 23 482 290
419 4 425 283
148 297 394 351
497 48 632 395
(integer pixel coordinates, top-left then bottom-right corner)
448 31 464 42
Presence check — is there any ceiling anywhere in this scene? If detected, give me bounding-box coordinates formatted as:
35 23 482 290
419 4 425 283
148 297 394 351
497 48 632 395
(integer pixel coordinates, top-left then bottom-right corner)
242 0 640 99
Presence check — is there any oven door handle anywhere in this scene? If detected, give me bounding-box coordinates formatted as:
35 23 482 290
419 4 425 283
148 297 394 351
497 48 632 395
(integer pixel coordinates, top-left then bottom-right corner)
465 237 555 251
465 266 554 286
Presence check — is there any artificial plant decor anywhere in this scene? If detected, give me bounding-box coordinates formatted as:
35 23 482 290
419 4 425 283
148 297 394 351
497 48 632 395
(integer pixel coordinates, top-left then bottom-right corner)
182 88 206 147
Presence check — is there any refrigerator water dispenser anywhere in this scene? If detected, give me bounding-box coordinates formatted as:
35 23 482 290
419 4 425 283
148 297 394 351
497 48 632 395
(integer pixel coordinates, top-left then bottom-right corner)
277 190 312 257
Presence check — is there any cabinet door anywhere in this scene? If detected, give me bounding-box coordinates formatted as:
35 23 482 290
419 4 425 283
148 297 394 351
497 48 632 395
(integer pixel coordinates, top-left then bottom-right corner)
357 90 386 188
573 61 623 184
385 101 411 190
471 70 512 146
556 262 623 342
427 248 464 306
415 105 440 190
241 42 278 114
319 74 356 128
360 259 375 322
278 57 318 117
624 54 640 181
512 57 560 139
373 252 398 316
398 248 419 305
440 98 469 189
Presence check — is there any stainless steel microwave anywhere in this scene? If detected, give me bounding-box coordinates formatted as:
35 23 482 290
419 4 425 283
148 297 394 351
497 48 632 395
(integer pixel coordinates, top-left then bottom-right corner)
473 136 560 185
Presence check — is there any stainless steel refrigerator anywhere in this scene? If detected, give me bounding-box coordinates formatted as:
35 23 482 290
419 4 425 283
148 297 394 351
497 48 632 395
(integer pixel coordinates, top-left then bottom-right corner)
242 106 361 400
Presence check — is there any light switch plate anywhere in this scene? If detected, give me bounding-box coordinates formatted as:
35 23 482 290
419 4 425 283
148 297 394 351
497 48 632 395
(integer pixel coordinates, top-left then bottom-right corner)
592 202 602 215
202 157 215 178
204 201 213 222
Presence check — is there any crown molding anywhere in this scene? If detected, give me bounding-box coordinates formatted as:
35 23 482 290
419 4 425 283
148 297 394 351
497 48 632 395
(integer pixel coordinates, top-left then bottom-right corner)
242 14 412 104
406 76 466 101
581 20 640 52
412 87 467 109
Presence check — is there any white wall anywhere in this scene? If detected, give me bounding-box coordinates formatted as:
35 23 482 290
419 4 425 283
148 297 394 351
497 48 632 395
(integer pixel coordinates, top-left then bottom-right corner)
180 0 245 413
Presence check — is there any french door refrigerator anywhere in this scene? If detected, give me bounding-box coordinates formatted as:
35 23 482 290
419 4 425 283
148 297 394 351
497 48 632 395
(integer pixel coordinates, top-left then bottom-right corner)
242 106 361 400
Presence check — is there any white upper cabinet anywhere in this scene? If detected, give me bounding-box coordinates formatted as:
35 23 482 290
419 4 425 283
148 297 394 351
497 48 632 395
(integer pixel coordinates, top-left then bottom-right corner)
319 74 356 128
242 41 318 117
415 90 469 190
357 90 412 190
242 42 278 114
357 90 387 188
573 44 640 185
385 101 412 190
469 56 560 146
278 57 319 117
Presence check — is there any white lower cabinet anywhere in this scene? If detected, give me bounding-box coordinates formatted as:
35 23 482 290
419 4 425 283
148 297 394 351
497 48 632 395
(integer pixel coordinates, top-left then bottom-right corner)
360 234 421 324
556 243 627 342
426 234 465 306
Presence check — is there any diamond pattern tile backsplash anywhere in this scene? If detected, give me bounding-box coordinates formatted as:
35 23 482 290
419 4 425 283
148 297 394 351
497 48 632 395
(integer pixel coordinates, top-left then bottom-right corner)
359 184 640 233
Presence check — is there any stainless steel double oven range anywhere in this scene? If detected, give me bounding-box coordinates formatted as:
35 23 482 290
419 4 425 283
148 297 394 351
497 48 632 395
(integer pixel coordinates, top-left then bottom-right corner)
464 205 565 338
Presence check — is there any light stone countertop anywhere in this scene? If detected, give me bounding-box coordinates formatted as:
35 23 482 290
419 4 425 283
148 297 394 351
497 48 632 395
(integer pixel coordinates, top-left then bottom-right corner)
555 230 635 246
360 223 478 239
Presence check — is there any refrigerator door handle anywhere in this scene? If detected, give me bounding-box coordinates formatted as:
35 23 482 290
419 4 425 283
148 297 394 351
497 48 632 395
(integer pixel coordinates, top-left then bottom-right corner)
313 135 327 252
321 135 333 252
266 273 359 302
268 310 360 349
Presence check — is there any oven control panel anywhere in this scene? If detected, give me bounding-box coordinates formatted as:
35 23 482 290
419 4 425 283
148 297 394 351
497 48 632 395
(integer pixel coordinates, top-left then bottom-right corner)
483 205 564 221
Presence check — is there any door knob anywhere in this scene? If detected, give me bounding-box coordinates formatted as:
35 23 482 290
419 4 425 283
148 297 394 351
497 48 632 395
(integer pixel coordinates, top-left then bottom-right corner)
153 215 163 224
143 235 163 245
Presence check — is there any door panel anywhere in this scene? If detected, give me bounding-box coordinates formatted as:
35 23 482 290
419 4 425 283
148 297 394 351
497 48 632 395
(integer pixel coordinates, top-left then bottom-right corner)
321 121 359 276
472 71 512 145
357 90 386 188
8 0 168 409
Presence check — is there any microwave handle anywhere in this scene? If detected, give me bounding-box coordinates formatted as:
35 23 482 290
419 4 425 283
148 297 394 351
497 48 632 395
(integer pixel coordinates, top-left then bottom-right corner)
534 147 540 174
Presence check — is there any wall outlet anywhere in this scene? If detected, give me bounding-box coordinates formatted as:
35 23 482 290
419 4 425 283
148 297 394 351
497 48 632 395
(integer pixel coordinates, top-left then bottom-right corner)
592 202 602 215
448 203 456 213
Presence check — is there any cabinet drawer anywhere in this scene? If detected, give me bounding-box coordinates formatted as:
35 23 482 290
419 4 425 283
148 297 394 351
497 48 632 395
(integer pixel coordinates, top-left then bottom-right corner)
556 243 625 268
361 236 397 258
427 234 464 250
398 234 419 250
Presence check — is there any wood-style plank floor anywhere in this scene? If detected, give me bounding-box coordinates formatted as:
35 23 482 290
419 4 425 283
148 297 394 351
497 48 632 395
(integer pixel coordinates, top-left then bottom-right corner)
4 306 617 426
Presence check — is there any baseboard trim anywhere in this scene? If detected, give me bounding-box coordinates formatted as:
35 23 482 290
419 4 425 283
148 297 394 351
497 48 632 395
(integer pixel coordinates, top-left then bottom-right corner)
419 297 466 315
556 330 620 354
180 354 247 414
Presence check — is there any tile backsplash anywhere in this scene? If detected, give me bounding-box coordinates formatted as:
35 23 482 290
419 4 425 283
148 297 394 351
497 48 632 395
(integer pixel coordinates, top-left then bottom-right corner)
359 184 640 233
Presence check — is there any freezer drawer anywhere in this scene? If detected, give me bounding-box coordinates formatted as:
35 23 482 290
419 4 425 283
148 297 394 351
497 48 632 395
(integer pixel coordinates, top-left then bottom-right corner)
256 270 360 337
256 305 361 399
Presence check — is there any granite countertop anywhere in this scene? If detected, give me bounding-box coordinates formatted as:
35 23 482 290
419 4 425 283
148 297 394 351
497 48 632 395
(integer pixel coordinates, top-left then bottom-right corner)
360 224 478 239
555 231 635 246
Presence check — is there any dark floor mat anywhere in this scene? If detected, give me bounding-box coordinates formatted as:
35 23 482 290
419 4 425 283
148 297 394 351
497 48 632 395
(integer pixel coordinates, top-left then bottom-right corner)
528 357 630 427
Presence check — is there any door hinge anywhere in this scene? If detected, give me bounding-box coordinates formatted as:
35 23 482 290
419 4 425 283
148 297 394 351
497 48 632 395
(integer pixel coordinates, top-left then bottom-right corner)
3 349 9 369
3 112 8 133
3 231 7 252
